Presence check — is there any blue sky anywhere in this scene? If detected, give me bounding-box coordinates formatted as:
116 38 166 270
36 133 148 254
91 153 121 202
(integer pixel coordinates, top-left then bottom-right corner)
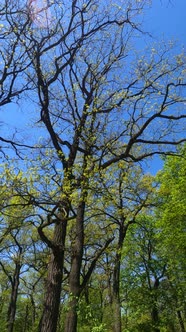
144 0 186 173
0 0 186 171
146 0 186 42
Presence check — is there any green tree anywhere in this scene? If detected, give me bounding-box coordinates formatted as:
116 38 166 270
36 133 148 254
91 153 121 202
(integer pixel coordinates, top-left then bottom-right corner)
0 1 186 332
118 150 186 332
89 162 155 332
0 165 48 332
156 147 186 332
120 216 167 332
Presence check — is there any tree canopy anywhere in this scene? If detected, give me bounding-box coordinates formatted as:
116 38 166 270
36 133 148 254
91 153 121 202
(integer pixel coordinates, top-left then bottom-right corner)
0 1 185 332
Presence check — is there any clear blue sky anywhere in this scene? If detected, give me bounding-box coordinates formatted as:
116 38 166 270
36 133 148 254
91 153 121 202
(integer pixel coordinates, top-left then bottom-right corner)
144 0 186 173
146 0 186 42
1 0 186 171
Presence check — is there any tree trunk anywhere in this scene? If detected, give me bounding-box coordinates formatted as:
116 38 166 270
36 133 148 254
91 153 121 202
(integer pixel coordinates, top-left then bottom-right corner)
23 304 29 332
112 297 122 332
151 278 160 332
64 231 112 332
112 254 122 332
65 295 79 332
151 305 160 332
39 220 67 332
177 310 185 332
7 254 22 332
30 294 36 327
64 199 85 332
112 220 127 332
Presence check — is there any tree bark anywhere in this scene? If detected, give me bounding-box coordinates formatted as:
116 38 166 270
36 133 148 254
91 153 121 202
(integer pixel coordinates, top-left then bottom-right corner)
112 220 128 332
151 305 160 332
112 257 122 332
7 252 22 332
177 310 185 332
64 200 85 332
151 278 160 332
30 294 36 327
23 304 29 332
39 220 67 332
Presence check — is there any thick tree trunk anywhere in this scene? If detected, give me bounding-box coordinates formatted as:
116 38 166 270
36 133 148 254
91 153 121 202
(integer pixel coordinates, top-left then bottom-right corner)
112 255 122 332
7 253 22 332
64 235 113 332
112 220 127 332
151 278 160 332
64 296 79 332
151 305 160 332
177 310 185 332
39 221 67 332
64 200 85 332
112 297 122 332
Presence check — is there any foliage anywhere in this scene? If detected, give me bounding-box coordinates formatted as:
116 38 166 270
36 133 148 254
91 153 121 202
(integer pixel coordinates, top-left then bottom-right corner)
0 1 186 332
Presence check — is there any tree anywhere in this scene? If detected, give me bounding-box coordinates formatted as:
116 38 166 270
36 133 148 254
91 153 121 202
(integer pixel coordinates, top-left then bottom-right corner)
117 149 186 332
87 162 155 332
155 146 186 332
0 2 33 155
120 216 167 332
0 165 48 332
0 1 186 331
